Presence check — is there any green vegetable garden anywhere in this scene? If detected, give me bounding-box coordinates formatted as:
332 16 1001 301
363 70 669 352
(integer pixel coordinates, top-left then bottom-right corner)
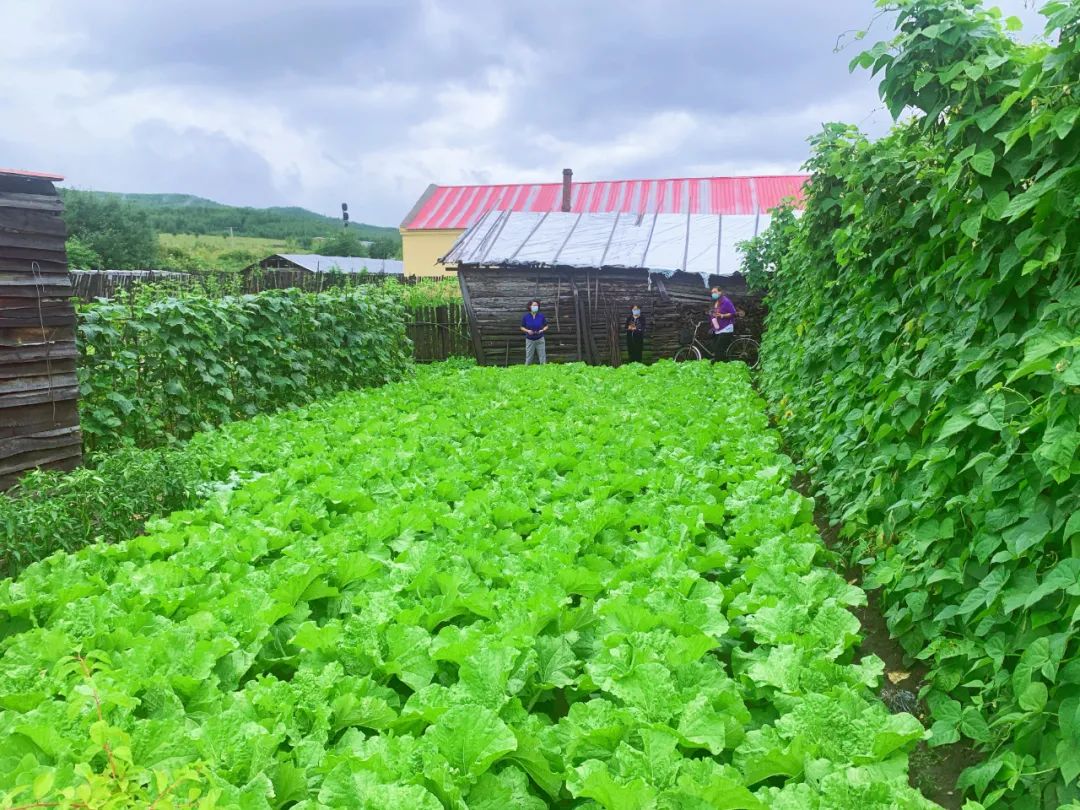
0 364 936 809
1 1 1078 808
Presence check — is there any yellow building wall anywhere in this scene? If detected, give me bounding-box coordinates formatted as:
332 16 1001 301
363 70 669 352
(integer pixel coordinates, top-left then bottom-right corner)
401 228 464 277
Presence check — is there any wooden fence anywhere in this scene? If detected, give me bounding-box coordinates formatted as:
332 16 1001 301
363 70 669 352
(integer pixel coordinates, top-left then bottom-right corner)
69 268 453 300
407 304 472 363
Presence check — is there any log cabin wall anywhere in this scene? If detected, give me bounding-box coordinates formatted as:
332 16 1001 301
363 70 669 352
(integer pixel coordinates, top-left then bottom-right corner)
458 267 765 367
0 171 81 490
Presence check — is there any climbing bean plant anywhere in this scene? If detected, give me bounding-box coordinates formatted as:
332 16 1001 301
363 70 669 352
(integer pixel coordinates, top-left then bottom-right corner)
78 286 412 453
745 1 1080 807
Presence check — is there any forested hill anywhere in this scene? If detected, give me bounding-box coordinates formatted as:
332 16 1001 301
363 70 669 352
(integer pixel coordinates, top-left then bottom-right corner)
58 189 398 242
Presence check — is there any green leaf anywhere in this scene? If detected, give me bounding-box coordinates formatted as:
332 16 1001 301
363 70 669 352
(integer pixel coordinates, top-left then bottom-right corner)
1058 738 1080 786
959 707 993 745
32 771 55 800
737 730 805 784
957 757 1004 797
534 635 579 689
677 694 729 755
1065 512 1080 540
467 766 547 810
1018 681 1048 713
1053 107 1078 140
927 693 962 747
568 760 658 810
506 724 563 799
1034 425 1080 483
871 712 926 758
970 150 996 177
1003 514 1051 557
938 412 974 440
427 705 517 780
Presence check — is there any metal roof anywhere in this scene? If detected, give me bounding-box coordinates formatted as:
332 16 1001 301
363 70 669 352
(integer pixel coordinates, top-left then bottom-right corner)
402 174 807 231
0 168 64 181
273 254 404 275
442 209 776 281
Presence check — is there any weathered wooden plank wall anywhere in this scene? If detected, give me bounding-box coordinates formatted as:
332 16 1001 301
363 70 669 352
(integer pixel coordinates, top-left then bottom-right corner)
0 173 81 490
406 304 472 363
457 268 765 367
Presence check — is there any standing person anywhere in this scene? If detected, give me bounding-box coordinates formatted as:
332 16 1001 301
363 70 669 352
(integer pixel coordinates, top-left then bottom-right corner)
709 287 737 362
625 304 646 363
521 300 548 365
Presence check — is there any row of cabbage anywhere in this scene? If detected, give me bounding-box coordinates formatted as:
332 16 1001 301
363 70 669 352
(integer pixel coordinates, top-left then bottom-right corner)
1 363 937 808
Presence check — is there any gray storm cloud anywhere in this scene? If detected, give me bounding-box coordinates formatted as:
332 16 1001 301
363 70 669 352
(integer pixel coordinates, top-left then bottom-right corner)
0 0 1047 224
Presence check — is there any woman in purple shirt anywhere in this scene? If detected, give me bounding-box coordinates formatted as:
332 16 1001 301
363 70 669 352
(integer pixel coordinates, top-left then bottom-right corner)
709 287 737 362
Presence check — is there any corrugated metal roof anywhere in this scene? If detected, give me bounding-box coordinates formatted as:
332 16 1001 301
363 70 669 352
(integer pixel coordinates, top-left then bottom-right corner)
0 168 64 181
403 174 806 231
442 209 776 281
274 254 404 275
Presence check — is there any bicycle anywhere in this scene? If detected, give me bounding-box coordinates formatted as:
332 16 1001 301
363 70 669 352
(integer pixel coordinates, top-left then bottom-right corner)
673 318 760 368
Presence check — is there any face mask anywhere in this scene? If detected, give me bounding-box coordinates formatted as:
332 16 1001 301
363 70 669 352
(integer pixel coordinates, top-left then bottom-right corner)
632 309 640 317
530 306 539 314
711 292 720 300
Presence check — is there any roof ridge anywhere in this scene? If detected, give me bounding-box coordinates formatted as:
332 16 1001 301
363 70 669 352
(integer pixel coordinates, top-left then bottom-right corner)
425 173 809 191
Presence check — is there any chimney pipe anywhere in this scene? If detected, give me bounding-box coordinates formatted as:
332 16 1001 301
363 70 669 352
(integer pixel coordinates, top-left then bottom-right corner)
561 168 573 212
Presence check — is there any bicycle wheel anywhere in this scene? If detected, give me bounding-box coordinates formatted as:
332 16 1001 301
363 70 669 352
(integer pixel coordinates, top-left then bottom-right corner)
726 337 760 368
673 345 702 363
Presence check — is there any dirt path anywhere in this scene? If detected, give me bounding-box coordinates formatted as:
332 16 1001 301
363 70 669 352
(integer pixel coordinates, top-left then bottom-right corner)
790 472 979 810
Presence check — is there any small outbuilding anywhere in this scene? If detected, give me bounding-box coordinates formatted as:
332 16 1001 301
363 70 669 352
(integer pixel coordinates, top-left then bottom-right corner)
443 172 806 366
0 168 81 489
252 253 404 275
401 170 807 277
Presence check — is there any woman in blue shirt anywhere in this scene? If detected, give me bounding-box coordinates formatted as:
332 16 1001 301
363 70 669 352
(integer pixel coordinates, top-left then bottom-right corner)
521 300 548 365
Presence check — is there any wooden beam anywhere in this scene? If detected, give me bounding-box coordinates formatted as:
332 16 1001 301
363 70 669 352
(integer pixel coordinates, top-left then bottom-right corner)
457 269 487 366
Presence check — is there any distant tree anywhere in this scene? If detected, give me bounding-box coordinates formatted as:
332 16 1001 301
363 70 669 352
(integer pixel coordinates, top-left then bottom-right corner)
217 250 261 271
158 245 209 272
367 237 400 259
319 229 371 257
63 190 159 269
65 236 104 270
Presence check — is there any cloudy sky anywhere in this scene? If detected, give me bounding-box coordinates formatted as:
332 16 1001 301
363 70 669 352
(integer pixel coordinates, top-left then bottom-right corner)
0 0 1045 225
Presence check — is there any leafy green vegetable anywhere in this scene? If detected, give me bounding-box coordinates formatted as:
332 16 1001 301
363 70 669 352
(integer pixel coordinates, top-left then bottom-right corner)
0 363 933 808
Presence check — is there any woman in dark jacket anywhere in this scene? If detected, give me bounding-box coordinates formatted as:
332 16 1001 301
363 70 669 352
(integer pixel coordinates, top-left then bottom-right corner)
625 304 646 363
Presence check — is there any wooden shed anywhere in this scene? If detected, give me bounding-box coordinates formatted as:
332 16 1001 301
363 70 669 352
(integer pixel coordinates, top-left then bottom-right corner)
0 169 80 489
446 210 772 367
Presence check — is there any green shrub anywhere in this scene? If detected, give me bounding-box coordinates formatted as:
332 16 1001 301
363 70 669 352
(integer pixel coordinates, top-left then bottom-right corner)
77 285 411 453
746 2 1080 806
0 446 205 579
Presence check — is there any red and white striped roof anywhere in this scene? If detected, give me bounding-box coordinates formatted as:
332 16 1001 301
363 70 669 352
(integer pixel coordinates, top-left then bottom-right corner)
0 168 64 181
402 174 807 231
